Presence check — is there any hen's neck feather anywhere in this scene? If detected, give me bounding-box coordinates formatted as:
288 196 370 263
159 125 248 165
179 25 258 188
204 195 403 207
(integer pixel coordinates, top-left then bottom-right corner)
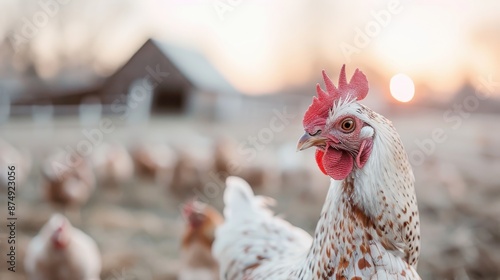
352 108 415 219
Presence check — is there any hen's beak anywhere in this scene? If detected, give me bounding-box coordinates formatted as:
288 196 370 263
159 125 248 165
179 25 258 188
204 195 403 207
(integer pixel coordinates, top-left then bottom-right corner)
297 133 327 151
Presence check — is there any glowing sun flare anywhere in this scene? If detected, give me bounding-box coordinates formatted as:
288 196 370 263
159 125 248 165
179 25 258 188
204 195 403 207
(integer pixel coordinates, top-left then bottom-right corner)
390 74 415 103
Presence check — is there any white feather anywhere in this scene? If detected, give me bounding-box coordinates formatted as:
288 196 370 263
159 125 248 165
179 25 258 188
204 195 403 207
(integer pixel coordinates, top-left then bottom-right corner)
213 177 312 279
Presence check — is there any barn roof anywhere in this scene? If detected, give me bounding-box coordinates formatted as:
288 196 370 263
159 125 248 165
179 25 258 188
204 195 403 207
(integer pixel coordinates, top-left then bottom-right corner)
149 39 237 94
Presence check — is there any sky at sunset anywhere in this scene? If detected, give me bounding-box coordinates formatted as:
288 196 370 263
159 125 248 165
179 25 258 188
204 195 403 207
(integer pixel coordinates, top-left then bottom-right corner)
1 0 500 99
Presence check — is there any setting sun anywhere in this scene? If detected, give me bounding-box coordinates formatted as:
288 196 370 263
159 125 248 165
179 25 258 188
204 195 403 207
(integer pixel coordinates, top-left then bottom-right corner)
390 74 415 103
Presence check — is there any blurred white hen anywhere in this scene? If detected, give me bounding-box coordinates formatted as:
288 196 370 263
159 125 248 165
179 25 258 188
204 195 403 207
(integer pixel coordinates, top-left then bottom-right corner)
24 214 102 280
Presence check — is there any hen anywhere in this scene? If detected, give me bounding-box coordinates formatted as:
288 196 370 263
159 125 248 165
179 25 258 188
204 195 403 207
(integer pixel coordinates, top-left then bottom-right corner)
91 142 134 188
213 137 280 191
213 66 421 279
179 200 223 280
41 150 96 211
24 213 102 280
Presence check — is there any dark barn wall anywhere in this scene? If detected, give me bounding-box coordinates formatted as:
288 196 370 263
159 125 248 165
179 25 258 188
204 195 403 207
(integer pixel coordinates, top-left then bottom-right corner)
152 84 187 114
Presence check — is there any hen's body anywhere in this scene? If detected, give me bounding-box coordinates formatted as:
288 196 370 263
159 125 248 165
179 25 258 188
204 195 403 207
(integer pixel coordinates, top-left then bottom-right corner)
213 67 421 279
213 177 312 279
91 142 134 187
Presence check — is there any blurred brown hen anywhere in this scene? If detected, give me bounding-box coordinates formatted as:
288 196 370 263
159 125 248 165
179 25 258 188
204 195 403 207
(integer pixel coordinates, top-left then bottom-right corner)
179 200 223 280
91 142 134 188
170 149 210 196
41 151 96 211
132 142 178 185
212 137 279 190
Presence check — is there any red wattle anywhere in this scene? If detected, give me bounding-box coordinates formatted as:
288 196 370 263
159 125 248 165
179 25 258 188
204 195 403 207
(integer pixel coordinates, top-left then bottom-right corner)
322 147 354 180
315 150 327 175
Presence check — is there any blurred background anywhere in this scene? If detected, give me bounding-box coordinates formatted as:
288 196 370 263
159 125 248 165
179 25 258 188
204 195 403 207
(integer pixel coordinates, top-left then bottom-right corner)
0 0 499 279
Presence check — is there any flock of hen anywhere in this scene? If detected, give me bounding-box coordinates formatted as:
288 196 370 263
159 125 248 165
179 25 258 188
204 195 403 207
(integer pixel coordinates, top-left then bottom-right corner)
0 66 422 279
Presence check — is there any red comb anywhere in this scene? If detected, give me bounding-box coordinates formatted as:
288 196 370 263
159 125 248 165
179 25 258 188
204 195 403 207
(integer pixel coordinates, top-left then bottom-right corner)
303 65 369 126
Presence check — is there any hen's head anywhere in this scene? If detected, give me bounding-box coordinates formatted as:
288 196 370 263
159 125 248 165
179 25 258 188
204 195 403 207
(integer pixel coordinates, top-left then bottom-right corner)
42 214 72 250
181 200 224 247
298 65 374 180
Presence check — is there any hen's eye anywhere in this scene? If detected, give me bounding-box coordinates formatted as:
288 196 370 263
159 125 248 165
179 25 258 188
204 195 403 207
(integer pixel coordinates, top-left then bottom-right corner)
308 130 321 137
340 119 355 132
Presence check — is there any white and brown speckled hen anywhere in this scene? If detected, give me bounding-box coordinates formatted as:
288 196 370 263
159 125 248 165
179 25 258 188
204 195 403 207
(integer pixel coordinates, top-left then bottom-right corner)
213 66 421 279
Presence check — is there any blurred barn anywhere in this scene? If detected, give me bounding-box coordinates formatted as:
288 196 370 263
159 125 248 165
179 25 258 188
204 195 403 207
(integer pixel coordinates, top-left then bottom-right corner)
9 39 242 122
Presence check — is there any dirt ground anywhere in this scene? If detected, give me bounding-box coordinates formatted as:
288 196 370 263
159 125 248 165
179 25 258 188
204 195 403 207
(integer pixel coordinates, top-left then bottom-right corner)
0 111 499 280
